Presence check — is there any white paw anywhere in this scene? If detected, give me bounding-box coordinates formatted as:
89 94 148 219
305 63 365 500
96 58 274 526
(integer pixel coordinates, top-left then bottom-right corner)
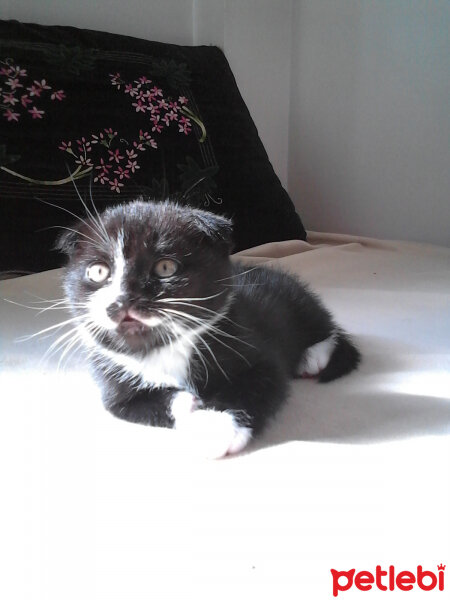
299 335 336 377
176 409 252 459
170 390 201 424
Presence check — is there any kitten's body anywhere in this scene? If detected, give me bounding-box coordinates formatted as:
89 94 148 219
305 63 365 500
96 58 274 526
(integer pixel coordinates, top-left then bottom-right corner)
58 199 360 457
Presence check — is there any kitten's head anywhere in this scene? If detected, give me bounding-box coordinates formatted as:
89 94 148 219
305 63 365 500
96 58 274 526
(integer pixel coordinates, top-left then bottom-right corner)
57 199 234 354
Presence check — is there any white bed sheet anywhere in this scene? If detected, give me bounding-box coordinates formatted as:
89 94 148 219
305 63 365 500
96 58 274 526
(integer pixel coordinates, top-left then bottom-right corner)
1 232 449 599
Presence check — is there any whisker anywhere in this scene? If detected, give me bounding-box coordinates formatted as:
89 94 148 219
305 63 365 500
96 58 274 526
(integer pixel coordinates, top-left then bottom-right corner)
215 266 260 282
155 291 225 303
37 301 88 315
160 304 254 347
57 329 86 371
161 308 251 367
17 314 86 342
156 298 251 334
3 298 87 317
68 172 111 246
37 197 109 248
88 177 110 242
163 312 209 385
162 310 229 381
44 225 106 251
43 325 82 362
221 283 265 288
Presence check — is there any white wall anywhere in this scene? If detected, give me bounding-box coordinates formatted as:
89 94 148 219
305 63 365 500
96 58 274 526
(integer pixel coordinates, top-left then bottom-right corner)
288 0 450 246
0 0 195 44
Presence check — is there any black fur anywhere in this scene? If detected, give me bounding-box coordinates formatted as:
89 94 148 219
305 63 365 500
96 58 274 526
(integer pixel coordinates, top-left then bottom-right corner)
58 199 360 446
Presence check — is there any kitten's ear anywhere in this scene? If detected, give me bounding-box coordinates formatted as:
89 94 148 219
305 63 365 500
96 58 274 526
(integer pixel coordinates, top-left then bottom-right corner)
54 226 81 255
192 210 234 252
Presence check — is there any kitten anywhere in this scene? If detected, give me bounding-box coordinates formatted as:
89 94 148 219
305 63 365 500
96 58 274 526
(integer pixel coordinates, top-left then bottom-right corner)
57 199 360 458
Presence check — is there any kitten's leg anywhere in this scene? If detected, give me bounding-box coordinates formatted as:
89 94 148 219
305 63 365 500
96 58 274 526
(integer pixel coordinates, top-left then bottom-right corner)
173 361 287 459
99 374 177 428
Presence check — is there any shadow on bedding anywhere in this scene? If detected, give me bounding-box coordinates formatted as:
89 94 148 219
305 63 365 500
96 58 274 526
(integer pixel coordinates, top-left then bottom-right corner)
252 335 450 451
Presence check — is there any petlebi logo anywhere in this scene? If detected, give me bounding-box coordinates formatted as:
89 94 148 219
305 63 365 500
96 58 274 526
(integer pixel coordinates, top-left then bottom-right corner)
330 564 445 596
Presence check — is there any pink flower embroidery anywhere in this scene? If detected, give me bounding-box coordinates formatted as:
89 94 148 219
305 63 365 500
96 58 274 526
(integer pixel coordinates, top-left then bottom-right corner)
178 116 192 135
104 127 117 137
108 148 124 163
94 173 109 184
75 155 93 167
6 77 23 90
2 92 19 105
114 166 130 180
91 132 105 144
126 149 138 160
109 178 124 193
58 140 72 152
97 158 112 171
51 89 65 101
166 109 178 122
109 73 198 145
151 115 163 134
35 79 51 90
94 158 112 184
3 108 20 122
150 86 162 97
132 141 146 152
126 159 139 173
26 84 42 97
49 71 201 194
13 66 27 78
132 100 147 113
1 59 64 124
29 106 45 119
20 94 32 107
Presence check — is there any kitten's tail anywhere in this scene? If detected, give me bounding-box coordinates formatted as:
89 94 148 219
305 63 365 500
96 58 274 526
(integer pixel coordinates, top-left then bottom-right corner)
318 330 361 383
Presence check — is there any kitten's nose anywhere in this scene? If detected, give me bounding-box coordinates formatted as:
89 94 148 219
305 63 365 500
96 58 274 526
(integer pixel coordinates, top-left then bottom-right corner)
106 299 127 323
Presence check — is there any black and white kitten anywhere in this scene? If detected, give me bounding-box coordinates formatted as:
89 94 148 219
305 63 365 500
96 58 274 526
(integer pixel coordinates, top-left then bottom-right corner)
57 199 360 458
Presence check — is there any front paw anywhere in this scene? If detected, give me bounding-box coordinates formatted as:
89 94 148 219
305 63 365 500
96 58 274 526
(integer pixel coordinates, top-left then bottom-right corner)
176 409 252 459
170 390 201 424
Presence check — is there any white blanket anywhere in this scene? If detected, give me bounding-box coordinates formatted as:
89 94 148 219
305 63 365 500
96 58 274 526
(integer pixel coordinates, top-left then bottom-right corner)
1 232 449 599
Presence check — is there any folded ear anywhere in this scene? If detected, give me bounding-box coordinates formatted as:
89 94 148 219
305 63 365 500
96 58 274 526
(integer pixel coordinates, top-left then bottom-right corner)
191 209 234 252
54 225 81 255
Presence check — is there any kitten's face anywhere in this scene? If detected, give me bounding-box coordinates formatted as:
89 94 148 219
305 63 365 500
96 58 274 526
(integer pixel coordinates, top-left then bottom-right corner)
58 200 233 354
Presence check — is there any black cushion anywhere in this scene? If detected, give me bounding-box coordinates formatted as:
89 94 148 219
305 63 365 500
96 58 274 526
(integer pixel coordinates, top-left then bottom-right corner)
0 19 306 273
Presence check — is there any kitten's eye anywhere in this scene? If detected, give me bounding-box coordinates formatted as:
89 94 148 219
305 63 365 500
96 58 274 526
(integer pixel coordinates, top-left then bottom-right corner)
153 258 179 278
86 262 110 283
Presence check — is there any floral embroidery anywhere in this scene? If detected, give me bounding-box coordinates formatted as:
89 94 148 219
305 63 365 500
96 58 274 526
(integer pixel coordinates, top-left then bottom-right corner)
109 73 193 137
0 58 65 123
51 75 207 193
1 66 208 195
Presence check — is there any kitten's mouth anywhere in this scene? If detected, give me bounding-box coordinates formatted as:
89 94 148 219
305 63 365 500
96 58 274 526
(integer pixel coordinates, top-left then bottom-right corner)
115 310 164 337
117 312 149 335
122 313 139 323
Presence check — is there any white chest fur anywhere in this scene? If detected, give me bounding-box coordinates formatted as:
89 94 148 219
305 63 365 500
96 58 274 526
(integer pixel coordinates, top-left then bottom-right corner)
92 336 193 390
